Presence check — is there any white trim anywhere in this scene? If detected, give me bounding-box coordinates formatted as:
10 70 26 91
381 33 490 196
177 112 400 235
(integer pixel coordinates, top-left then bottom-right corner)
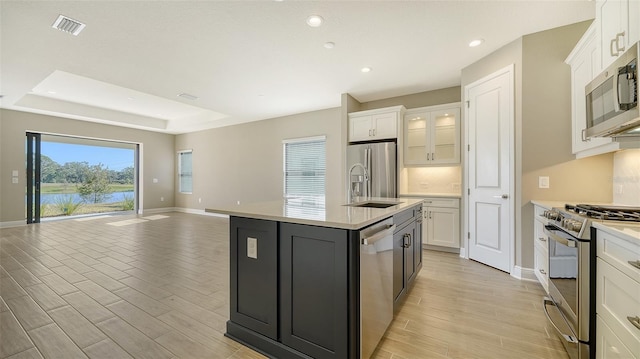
173 207 229 218
0 220 26 228
141 207 177 214
511 266 538 282
459 247 467 259
282 135 326 144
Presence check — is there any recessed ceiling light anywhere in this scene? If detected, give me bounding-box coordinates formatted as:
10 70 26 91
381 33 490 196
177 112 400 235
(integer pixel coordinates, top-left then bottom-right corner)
361 67 372 73
177 93 198 101
306 15 324 27
469 39 484 47
324 42 335 49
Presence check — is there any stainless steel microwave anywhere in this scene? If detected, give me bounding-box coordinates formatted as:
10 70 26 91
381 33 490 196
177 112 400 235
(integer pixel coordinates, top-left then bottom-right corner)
585 42 639 138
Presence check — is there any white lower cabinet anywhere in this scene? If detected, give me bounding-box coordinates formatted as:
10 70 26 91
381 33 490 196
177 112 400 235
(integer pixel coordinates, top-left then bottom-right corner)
533 204 549 292
422 198 460 250
596 315 638 359
596 228 640 359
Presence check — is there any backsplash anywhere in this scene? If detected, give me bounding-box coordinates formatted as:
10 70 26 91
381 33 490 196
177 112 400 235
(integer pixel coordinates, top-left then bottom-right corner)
406 166 462 194
613 149 640 206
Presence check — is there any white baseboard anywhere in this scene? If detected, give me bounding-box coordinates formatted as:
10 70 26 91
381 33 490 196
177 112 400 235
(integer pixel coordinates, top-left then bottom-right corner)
173 207 229 218
141 207 177 214
511 265 538 282
0 220 26 228
459 247 467 259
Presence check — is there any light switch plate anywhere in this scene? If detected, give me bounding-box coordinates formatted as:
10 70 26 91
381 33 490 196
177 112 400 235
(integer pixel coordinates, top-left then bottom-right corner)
247 237 258 259
12 170 19 177
538 176 550 189
12 177 18 184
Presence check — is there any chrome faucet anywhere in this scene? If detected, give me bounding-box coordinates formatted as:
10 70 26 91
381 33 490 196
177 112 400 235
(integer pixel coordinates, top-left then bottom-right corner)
348 163 369 203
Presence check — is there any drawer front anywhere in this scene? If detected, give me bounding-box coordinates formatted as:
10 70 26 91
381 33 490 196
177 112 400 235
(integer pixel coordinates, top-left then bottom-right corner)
596 258 640 352
422 198 458 208
597 229 640 282
597 315 638 359
534 245 549 292
534 218 548 254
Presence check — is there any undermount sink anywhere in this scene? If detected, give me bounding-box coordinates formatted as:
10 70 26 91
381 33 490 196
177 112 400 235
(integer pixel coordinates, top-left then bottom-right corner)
346 201 401 209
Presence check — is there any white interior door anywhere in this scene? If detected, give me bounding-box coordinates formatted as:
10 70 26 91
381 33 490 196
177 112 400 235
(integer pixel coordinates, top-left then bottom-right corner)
465 65 514 273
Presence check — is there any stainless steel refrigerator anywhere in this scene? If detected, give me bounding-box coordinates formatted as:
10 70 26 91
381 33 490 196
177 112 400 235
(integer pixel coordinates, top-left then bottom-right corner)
346 141 396 200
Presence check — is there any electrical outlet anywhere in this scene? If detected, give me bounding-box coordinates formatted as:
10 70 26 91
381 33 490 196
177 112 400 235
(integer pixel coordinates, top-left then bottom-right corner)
538 176 550 189
420 181 429 188
160 197 164 202
153 178 158 183
615 185 623 194
198 198 202 203
237 200 241 205
452 183 461 192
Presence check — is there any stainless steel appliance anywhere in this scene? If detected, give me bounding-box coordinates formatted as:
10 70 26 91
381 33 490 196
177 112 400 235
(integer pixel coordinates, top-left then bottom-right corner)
359 218 395 359
585 42 639 138
347 142 396 201
541 204 640 359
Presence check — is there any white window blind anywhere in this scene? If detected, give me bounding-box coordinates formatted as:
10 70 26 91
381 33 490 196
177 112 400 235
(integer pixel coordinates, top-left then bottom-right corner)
283 136 326 199
178 150 193 194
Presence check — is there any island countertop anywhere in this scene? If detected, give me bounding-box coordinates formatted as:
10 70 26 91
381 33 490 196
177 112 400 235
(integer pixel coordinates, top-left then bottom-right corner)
205 197 425 230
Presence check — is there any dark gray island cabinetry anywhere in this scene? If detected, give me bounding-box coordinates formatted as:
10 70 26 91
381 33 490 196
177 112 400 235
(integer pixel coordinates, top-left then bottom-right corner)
206 197 424 359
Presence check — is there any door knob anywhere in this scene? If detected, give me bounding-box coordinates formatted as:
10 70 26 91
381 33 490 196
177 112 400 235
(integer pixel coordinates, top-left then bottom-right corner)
492 194 509 199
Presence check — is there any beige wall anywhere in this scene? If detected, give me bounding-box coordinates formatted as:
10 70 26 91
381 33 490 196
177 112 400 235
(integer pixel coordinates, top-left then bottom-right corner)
174 107 342 210
462 21 613 269
359 86 461 111
0 109 176 223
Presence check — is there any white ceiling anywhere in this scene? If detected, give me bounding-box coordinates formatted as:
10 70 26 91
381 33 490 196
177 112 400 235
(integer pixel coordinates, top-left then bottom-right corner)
0 1 595 134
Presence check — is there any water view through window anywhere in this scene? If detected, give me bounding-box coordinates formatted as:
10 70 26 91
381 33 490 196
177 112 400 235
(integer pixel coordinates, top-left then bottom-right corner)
37 138 136 218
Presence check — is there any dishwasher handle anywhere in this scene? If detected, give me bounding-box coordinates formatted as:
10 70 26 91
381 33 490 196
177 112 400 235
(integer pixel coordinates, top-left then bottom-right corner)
362 225 396 245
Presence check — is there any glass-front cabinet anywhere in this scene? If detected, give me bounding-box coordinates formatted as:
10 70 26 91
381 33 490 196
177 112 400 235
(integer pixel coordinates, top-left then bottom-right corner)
403 104 460 166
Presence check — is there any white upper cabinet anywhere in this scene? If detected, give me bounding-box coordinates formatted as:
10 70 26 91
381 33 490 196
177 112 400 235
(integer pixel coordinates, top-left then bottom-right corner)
597 0 640 70
348 106 403 142
403 104 460 166
566 23 615 156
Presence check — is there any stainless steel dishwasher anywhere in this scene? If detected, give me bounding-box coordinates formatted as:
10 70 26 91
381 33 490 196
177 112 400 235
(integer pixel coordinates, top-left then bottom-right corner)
360 217 395 359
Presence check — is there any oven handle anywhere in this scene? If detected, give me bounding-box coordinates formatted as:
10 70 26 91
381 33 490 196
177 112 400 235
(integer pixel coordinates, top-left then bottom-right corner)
542 297 579 344
544 225 577 248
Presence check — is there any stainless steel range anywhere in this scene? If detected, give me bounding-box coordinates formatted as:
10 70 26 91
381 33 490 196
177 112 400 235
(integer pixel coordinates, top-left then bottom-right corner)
541 204 640 359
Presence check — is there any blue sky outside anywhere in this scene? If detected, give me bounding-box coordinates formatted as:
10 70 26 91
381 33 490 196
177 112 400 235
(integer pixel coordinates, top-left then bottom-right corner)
42 142 134 171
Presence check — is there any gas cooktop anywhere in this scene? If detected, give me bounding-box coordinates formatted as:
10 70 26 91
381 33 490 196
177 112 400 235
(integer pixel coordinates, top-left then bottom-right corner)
565 204 640 222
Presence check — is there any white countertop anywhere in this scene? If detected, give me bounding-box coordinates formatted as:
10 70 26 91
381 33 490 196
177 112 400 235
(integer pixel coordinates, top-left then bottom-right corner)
205 197 425 230
400 193 461 199
593 221 640 245
530 200 571 209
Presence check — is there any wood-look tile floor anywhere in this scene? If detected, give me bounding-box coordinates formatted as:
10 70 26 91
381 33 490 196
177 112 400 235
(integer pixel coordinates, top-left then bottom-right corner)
0 212 569 359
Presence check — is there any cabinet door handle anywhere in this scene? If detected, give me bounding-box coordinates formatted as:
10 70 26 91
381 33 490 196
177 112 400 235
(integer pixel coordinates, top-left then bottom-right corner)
628 260 640 270
373 129 376 136
402 233 410 248
539 269 546 275
427 153 430 161
432 152 435 161
610 38 619 57
538 237 547 242
408 233 412 247
628 316 640 330
615 32 626 53
429 211 432 219
368 129 372 136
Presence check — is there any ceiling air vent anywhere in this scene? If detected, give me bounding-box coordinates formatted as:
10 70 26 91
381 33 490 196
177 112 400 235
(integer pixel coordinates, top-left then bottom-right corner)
52 15 86 36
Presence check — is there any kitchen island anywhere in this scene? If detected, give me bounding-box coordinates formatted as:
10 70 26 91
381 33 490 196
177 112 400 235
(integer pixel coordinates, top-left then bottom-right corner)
205 197 424 359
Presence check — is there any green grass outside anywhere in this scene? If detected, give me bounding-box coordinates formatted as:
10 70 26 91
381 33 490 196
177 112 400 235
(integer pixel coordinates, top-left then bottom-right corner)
40 183 134 194
42 201 134 218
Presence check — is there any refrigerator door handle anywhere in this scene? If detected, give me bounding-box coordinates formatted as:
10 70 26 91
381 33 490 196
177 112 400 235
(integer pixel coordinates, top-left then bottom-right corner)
365 147 372 197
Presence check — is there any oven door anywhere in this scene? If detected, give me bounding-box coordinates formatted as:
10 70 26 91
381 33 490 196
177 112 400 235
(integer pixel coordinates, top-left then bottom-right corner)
545 225 579 328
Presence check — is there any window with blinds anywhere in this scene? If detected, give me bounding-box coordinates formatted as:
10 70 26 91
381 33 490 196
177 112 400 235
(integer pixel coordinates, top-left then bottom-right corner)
178 150 193 194
283 136 326 200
